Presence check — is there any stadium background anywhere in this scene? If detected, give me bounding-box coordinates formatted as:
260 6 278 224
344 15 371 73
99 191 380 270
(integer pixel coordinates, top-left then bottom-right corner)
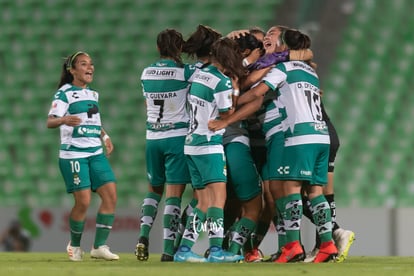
1 0 413 255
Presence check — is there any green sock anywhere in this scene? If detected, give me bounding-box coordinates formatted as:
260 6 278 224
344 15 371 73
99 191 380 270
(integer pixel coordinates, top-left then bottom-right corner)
180 208 206 249
275 197 287 250
207 207 224 248
163 197 181 256
243 220 269 252
175 197 198 248
94 213 115 248
310 194 333 243
284 193 302 244
221 219 237 250
69 218 85 247
254 220 270 248
139 192 162 239
229 217 256 254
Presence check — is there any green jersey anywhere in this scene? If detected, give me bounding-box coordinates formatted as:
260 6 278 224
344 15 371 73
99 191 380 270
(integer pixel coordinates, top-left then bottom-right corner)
275 61 329 146
184 65 233 155
141 59 196 139
48 84 103 159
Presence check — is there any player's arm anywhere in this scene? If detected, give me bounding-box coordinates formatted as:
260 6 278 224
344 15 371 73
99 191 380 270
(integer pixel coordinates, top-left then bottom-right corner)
237 81 268 106
208 95 264 131
46 115 81 128
241 67 272 90
208 82 268 131
101 128 114 156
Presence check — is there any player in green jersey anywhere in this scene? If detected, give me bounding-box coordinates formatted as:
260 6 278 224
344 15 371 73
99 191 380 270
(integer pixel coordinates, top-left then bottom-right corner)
174 37 246 263
302 101 355 263
47 51 119 261
261 26 337 263
135 29 197 262
172 24 223 253
208 26 331 263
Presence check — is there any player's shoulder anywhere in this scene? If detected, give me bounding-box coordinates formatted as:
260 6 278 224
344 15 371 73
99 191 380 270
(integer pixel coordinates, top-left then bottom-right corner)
57 83 73 93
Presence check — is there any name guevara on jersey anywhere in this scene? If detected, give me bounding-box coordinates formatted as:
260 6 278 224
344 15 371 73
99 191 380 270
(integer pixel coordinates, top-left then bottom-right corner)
148 92 178 99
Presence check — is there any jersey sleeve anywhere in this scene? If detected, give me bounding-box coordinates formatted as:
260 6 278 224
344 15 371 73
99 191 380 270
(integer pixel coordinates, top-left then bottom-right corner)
214 77 233 112
185 63 198 82
262 66 287 91
48 90 69 117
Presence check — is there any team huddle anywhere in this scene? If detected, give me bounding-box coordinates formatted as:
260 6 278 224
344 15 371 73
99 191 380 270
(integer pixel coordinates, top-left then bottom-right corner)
135 25 355 263
47 24 354 263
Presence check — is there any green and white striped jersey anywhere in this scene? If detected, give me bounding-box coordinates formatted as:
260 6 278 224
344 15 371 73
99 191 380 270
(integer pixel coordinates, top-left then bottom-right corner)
184 64 233 155
258 69 287 141
48 84 103 158
141 59 196 140
275 61 329 146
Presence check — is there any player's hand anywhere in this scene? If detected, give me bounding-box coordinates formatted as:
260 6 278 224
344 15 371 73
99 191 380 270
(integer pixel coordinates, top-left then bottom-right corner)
208 119 228 131
103 137 114 156
246 48 263 64
231 75 239 90
227 29 249 39
62 115 81 126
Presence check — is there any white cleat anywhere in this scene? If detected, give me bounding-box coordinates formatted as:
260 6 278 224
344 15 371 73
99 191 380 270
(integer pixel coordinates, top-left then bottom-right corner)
90 245 120 261
303 247 319 263
333 228 355 262
66 241 84 261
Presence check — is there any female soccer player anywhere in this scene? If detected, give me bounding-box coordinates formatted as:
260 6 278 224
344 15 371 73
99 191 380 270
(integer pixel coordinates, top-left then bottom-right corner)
135 29 197 262
47 51 119 261
174 37 245 263
172 24 223 253
264 26 337 263
208 26 334 263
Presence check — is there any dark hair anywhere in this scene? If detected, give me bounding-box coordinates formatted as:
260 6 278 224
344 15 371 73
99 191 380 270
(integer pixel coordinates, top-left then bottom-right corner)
157 29 185 65
183 24 222 60
210 37 245 79
248 27 265 38
280 28 311 50
234 33 264 54
57 51 89 88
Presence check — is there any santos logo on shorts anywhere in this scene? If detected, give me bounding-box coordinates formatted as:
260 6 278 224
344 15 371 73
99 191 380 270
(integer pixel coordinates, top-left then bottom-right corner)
300 170 312 176
277 166 290 174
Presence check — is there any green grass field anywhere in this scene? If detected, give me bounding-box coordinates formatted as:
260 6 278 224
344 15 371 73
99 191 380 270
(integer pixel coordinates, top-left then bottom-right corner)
1 253 414 276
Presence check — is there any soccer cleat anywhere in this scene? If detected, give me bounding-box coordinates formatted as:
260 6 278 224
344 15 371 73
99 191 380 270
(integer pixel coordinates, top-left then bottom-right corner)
90 245 120 260
244 248 264 263
66 241 84 261
174 246 208 263
207 246 244 263
161 253 174 262
303 247 319 263
264 250 281 262
274 241 305 263
313 241 338 263
333 228 355 263
203 248 210 258
135 236 149 261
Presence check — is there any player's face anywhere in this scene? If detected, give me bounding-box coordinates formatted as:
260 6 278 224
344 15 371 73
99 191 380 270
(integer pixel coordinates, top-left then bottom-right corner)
70 54 94 87
263 27 285 54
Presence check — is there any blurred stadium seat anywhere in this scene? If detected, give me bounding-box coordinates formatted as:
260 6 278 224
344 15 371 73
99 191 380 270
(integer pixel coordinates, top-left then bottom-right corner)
322 0 414 207
0 0 280 207
1 0 412 208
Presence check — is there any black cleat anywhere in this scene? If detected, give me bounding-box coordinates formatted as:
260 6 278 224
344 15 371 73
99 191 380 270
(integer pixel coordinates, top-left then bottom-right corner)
135 237 149 261
161 253 174 262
